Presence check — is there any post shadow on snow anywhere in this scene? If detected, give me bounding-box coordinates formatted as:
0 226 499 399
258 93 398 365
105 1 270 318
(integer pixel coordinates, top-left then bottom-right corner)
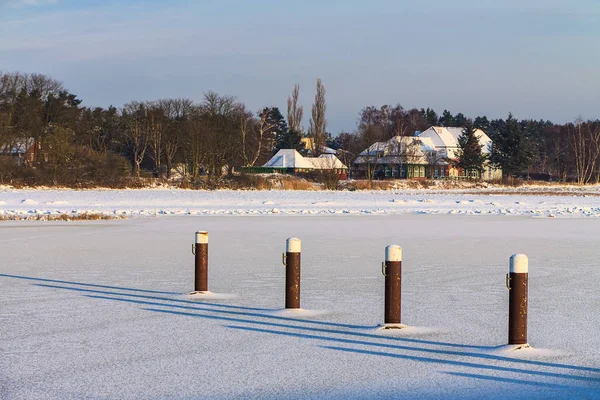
77 289 600 376
224 325 600 384
442 372 596 392
30 281 502 348
32 283 371 329
0 272 268 312
21 281 600 376
319 346 600 388
0 273 181 295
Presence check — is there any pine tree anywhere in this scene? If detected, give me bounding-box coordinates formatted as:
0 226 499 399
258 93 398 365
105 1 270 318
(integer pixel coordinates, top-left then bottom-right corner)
274 127 305 154
473 116 490 131
440 110 455 127
454 124 487 178
420 108 439 126
488 114 537 178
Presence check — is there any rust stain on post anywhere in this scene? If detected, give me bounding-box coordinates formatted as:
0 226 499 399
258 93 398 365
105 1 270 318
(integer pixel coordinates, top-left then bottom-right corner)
508 273 528 345
285 252 301 309
285 238 301 309
385 260 402 324
508 253 528 345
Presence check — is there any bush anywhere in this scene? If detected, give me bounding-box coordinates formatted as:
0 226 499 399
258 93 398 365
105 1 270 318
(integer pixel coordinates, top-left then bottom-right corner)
0 148 132 188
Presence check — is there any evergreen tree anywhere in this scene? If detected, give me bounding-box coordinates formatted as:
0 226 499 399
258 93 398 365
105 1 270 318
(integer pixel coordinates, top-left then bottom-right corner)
454 123 487 178
454 112 468 127
488 114 537 178
473 116 490 131
420 108 438 126
439 109 455 127
271 107 305 154
261 107 288 141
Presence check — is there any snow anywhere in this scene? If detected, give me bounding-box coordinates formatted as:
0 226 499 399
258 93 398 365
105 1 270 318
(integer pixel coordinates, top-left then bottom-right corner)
1 213 600 399
510 254 529 273
1 187 600 219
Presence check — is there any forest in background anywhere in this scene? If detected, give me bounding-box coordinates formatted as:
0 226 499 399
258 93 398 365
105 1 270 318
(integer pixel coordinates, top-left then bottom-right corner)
1 71 599 188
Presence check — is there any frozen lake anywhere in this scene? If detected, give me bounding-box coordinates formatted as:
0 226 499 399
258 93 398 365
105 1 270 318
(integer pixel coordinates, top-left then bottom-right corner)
2 215 600 399
1 187 600 218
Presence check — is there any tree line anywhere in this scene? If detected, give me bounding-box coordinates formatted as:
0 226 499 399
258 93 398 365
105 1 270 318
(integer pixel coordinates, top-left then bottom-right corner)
1 71 599 186
336 107 600 184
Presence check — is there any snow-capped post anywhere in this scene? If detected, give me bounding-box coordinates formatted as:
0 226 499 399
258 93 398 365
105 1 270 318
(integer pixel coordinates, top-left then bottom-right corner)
507 254 528 346
193 231 209 293
283 237 301 309
382 245 402 325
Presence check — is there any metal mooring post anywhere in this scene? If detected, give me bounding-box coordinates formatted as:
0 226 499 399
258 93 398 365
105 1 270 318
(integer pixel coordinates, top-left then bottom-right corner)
382 245 402 325
283 237 301 309
193 231 209 292
507 254 528 346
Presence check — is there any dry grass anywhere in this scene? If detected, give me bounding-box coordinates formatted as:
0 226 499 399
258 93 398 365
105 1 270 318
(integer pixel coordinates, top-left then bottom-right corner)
281 179 316 190
0 213 125 221
343 180 396 190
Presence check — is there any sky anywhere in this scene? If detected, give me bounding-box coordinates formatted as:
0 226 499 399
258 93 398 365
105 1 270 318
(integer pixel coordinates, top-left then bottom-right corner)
1 0 599 133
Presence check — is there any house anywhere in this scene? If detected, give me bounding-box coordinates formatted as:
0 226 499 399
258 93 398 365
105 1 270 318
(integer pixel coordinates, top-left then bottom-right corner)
352 136 436 179
0 138 36 165
260 149 348 179
351 127 502 180
416 127 501 180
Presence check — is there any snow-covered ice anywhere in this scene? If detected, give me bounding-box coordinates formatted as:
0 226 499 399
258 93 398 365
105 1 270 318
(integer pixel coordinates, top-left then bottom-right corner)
0 187 599 218
1 213 600 399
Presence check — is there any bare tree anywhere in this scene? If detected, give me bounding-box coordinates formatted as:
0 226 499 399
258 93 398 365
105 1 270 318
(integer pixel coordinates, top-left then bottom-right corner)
147 101 166 177
287 84 303 134
309 78 327 156
122 101 150 178
242 108 277 167
570 119 600 184
387 137 422 178
424 149 445 178
164 98 193 179
357 125 385 180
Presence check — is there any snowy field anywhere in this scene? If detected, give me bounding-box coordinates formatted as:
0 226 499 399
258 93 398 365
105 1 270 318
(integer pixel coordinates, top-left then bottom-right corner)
1 186 600 218
2 212 600 399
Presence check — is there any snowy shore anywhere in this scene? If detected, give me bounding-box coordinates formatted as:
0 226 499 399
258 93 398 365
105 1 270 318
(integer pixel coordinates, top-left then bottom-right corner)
1 186 600 219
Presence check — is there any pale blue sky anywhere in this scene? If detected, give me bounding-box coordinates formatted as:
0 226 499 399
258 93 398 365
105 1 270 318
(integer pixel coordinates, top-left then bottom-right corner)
1 0 599 133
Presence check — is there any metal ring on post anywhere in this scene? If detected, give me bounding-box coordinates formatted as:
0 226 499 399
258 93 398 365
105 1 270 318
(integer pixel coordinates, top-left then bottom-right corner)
282 253 287 266
381 262 387 277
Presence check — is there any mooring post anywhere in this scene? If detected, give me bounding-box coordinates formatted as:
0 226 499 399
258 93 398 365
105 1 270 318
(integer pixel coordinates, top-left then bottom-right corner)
193 231 209 292
283 237 301 309
382 245 402 325
507 253 528 345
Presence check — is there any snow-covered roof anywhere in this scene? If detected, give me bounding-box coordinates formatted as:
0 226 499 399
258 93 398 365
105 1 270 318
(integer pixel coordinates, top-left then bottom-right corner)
308 154 348 170
263 149 315 169
263 150 347 170
417 127 492 157
354 136 438 164
358 141 388 157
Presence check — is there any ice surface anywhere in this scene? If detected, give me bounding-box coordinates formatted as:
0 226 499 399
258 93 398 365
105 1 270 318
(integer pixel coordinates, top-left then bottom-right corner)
1 214 600 399
0 187 599 218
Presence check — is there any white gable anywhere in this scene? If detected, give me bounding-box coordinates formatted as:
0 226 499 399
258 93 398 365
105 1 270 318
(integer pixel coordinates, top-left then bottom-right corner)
308 154 348 169
417 126 492 158
263 149 314 169
263 149 347 170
